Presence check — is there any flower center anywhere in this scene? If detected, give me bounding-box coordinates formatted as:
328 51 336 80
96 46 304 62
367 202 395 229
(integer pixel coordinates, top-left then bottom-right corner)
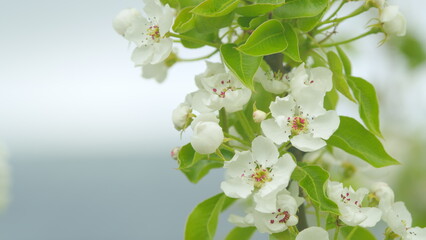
270 209 290 224
212 79 239 98
340 192 362 208
146 25 161 42
288 116 309 135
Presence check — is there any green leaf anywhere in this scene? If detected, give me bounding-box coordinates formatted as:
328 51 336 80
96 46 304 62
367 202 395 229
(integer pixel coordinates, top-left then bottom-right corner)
347 77 382 138
236 0 286 17
297 10 325 31
340 226 377 240
292 165 340 214
324 87 339 110
327 51 356 102
282 23 301 62
238 20 288 56
185 193 230 240
273 0 328 19
336 46 352 76
161 0 180 8
180 29 218 48
191 0 239 17
195 13 235 33
221 44 262 89
178 144 225 183
327 116 399 168
394 33 426 69
269 229 295 239
173 7 196 33
179 0 205 8
325 213 338 230
225 227 256 240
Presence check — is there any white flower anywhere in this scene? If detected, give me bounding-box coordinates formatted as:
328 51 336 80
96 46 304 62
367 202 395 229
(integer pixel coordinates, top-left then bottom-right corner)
170 147 180 160
254 68 290 95
327 181 382 228
121 0 175 65
253 110 267 123
368 0 385 9
192 62 252 113
190 113 223 154
261 95 339 152
172 103 192 130
380 5 406 37
113 8 142 36
296 227 329 240
221 136 296 213
383 202 426 240
371 182 395 211
142 62 168 83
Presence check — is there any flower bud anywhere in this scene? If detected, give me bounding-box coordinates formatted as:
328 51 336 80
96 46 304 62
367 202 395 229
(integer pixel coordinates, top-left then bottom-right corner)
172 103 192 130
170 147 180 160
380 5 406 37
113 8 141 36
253 110 267 123
191 121 224 154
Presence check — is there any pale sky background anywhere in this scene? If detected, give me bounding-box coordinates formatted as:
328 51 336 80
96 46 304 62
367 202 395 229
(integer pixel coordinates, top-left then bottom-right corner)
0 0 425 239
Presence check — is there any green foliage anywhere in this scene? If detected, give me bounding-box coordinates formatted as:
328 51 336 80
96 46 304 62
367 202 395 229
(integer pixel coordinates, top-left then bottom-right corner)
178 144 230 183
394 34 426 69
236 0 286 17
324 87 339 110
195 13 235 33
296 10 325 32
185 193 235 240
173 7 196 33
269 231 295 240
282 23 302 62
292 165 340 214
340 226 376 240
327 116 399 168
348 76 382 137
180 29 218 48
221 44 262 90
273 0 328 19
327 51 356 102
225 227 256 240
336 46 352 76
191 0 239 17
238 20 288 56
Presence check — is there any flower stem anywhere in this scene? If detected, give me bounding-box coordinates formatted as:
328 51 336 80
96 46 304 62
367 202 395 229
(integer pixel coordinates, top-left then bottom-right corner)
224 132 251 146
236 111 255 140
315 206 321 227
325 0 346 22
334 225 340 240
178 50 219 62
219 108 229 133
318 29 379 48
167 32 220 48
319 5 370 26
345 226 358 240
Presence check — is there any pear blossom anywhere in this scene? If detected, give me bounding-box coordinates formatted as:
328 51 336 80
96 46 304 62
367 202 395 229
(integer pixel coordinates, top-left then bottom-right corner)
142 62 168 83
190 113 224 154
254 68 290 94
380 5 406 37
117 0 175 66
172 103 192 130
192 62 251 113
296 227 329 240
382 202 426 240
253 110 267 123
367 0 385 9
221 136 296 213
170 147 180 160
261 95 339 152
113 8 142 36
327 181 382 228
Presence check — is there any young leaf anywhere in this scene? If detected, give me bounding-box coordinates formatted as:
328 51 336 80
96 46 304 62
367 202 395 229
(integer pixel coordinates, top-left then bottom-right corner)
238 20 288 56
324 87 339 110
291 165 340 215
185 193 230 240
336 46 352 76
273 0 328 19
221 44 262 90
282 23 302 62
347 76 382 138
327 116 399 168
195 13 235 33
297 10 325 32
327 51 356 102
180 29 218 48
269 230 295 240
236 0 286 17
179 0 205 8
225 227 256 240
191 0 239 17
173 7 196 33
340 226 377 240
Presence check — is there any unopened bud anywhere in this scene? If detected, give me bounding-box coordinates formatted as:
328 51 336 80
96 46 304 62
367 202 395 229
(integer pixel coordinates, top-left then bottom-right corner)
172 103 192 130
171 147 180 160
113 8 141 36
253 110 267 123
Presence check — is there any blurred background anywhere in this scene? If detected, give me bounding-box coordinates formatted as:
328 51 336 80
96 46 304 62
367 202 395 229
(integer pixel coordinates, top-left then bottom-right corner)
0 0 425 239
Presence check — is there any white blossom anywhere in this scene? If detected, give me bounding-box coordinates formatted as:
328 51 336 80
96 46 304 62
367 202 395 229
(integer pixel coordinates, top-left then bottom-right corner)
172 103 192 130
253 110 267 123
254 68 290 95
327 181 382 228
170 147 180 160
296 227 329 240
221 136 296 213
380 5 406 37
261 95 339 152
119 0 175 65
192 62 252 113
113 8 142 36
190 113 223 154
141 62 168 83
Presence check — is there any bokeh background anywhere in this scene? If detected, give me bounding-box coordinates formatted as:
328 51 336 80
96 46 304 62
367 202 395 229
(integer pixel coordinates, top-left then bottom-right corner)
0 0 425 239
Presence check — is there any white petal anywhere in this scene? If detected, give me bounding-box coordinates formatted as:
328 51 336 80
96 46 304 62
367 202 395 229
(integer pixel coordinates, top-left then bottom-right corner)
407 227 426 240
261 119 290 145
380 5 400 22
144 0 163 18
191 90 214 113
158 5 175 36
310 110 340 139
296 227 329 240
293 88 326 117
191 113 219 129
339 205 367 226
259 154 296 197
151 38 173 64
254 188 281 213
113 8 141 36
251 136 279 167
142 62 168 83
253 211 287 234
224 151 254 178
359 207 382 228
309 67 333 92
270 96 295 119
131 46 154 66
191 122 223 154
220 178 253 199
228 214 254 227
291 133 326 152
